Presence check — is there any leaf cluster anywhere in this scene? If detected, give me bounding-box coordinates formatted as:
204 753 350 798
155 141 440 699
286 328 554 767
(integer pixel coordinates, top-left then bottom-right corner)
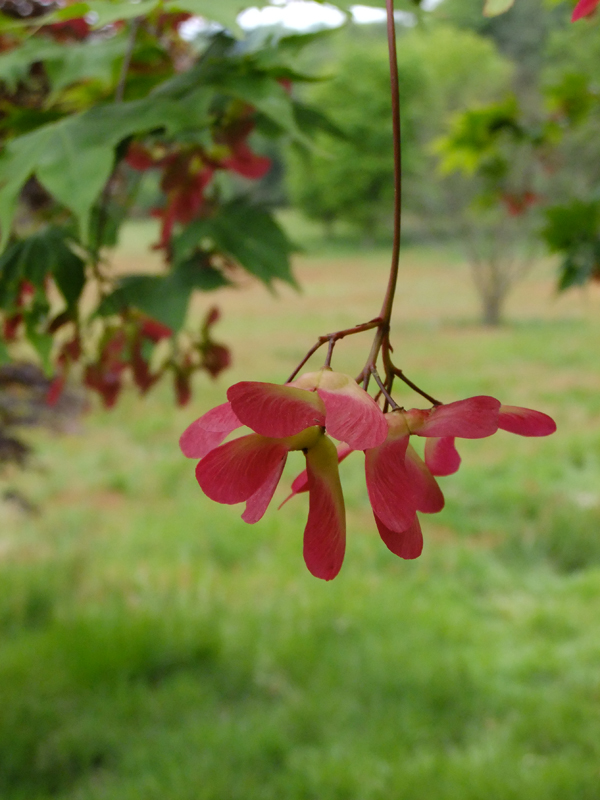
0 5 329 406
542 199 600 289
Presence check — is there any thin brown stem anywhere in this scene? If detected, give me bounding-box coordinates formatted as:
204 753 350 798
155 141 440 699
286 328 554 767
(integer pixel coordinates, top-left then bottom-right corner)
324 337 336 367
380 337 441 406
391 367 441 407
282 1 440 412
379 0 402 327
115 17 142 102
286 318 381 383
285 341 326 383
358 0 402 379
370 367 399 410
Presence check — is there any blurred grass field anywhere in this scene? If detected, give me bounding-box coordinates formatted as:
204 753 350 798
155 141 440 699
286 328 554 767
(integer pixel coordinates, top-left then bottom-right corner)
2 219 600 799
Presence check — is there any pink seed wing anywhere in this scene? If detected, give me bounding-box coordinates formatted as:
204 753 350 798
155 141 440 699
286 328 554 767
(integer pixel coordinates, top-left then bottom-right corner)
228 381 325 438
179 402 241 458
414 396 500 439
572 0 599 20
195 434 288 504
405 444 445 514
303 436 346 581
365 432 417 533
290 469 309 497
315 373 387 450
424 436 461 476
374 513 423 560
279 442 353 509
498 405 557 436
242 455 287 523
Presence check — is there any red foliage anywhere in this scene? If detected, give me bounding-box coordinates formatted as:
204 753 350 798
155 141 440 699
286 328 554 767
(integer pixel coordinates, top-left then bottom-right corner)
2 280 36 341
139 316 172 343
44 18 91 41
174 367 192 407
203 343 231 378
125 109 272 250
501 190 539 216
84 330 128 408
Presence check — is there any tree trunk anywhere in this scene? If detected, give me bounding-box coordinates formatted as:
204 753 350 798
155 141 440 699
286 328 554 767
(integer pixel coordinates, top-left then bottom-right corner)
481 290 504 326
322 216 336 240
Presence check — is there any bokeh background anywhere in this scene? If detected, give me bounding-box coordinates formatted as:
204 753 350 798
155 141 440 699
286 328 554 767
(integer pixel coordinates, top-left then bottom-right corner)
2 0 600 797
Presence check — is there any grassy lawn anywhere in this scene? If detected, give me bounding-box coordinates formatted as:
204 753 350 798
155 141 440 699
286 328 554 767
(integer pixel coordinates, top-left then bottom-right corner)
1 220 600 799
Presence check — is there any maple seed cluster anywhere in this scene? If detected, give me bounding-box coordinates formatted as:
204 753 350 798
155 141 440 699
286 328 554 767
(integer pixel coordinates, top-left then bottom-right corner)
180 368 556 581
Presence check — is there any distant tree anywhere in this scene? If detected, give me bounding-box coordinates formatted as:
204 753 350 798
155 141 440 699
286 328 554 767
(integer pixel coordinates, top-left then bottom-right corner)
435 58 600 324
435 95 548 325
286 24 512 241
539 16 600 290
433 0 567 97
394 24 513 228
286 28 428 242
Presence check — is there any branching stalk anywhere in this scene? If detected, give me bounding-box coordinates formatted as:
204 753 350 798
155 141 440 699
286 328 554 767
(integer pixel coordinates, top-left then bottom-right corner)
286 319 381 383
285 0 441 410
370 367 399 410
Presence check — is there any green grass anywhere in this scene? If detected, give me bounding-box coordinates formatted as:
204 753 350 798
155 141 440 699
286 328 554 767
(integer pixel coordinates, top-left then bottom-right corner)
1 221 600 799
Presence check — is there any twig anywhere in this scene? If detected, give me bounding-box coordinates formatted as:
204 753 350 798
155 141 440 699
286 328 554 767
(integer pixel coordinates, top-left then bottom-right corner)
391 366 441 406
115 17 142 103
284 0 443 412
370 367 399 410
286 319 381 383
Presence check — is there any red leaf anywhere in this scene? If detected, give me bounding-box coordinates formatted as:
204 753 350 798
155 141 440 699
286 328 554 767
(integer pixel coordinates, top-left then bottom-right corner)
46 375 65 407
242 456 287 523
405 444 444 514
303 436 346 581
175 371 192 406
179 402 241 459
203 344 231 378
498 405 556 436
293 369 388 450
365 420 417 533
126 143 156 171
195 434 288 504
374 514 423 560
140 317 172 342
228 381 325 438
410 396 500 439
223 141 271 180
423 436 461 476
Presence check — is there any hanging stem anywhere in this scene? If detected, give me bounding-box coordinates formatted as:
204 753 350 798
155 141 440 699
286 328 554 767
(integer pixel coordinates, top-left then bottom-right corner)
380 0 402 327
357 0 402 381
284 0 441 408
